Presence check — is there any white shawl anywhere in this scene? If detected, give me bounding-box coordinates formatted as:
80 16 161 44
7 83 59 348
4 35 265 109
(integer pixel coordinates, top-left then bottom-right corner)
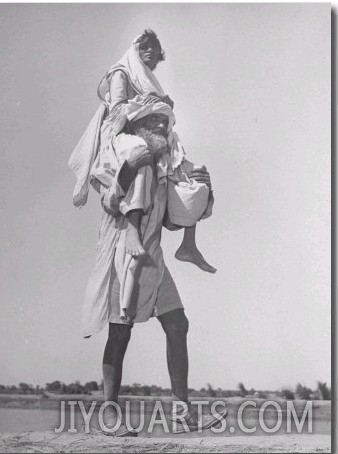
97 39 165 102
69 37 183 208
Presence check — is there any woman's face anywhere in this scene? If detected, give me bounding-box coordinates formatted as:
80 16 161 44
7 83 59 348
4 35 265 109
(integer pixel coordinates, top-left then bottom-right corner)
138 38 162 70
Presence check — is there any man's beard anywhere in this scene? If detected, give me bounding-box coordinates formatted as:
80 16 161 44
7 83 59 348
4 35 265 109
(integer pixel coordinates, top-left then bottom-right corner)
134 128 168 161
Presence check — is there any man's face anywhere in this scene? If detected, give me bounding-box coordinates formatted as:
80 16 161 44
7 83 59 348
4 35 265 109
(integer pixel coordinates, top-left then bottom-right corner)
131 113 169 137
138 38 163 70
130 113 169 158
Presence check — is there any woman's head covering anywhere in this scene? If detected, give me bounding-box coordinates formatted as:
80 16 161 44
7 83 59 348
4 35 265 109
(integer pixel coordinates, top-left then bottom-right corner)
68 33 179 208
97 37 165 102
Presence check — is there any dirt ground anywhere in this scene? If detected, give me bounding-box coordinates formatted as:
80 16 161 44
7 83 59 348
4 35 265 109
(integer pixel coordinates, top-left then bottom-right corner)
0 431 331 453
0 396 331 453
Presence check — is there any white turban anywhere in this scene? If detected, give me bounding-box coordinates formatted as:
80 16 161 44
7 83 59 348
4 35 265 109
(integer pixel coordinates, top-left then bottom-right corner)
120 95 176 134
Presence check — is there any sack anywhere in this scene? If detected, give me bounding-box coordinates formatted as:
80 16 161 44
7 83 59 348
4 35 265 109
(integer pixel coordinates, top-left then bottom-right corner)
167 178 209 227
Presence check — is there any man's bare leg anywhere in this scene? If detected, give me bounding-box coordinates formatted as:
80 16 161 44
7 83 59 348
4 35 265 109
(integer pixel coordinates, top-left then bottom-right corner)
158 309 227 431
158 309 189 400
158 309 199 422
102 323 131 428
175 225 217 274
125 210 145 257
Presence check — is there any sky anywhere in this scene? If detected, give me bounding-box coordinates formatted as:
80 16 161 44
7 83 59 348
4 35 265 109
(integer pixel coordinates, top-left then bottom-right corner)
0 3 331 392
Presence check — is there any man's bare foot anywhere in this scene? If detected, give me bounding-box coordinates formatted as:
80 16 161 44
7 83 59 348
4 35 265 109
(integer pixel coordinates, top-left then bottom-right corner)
101 408 137 437
171 407 227 433
175 245 217 273
102 408 120 430
125 222 145 257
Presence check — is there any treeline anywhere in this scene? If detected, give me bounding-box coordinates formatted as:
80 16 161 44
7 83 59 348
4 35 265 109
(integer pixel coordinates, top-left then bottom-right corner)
278 382 331 401
235 381 331 401
0 380 331 400
0 381 99 396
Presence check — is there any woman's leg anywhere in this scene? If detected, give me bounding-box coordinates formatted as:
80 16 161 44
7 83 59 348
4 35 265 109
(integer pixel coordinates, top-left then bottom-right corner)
122 166 154 257
125 210 145 256
175 225 217 274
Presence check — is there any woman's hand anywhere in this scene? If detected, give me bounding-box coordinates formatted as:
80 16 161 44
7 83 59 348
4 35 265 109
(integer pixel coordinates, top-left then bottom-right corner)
188 165 212 189
161 95 174 109
141 93 174 109
142 92 163 105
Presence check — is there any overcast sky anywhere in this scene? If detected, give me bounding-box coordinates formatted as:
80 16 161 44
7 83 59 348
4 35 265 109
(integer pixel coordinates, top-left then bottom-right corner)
0 3 330 391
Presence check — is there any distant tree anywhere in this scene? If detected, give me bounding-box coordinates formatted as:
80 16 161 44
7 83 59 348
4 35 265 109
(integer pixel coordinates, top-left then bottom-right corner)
317 382 331 400
66 381 85 395
84 381 99 393
238 382 248 397
295 383 312 400
121 384 132 394
141 385 151 396
46 381 63 393
280 387 295 400
131 383 142 395
150 385 158 395
19 383 34 394
206 383 217 397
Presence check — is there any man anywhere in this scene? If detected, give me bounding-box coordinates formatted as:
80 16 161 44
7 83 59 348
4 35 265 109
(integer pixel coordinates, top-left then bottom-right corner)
70 90 222 436
72 96 223 436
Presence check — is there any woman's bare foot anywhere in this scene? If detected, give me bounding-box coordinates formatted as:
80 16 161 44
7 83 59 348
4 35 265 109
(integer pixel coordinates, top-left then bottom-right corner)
125 222 145 257
175 245 217 273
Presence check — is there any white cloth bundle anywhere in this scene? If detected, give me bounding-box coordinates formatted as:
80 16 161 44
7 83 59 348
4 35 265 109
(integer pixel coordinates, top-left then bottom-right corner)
167 178 210 227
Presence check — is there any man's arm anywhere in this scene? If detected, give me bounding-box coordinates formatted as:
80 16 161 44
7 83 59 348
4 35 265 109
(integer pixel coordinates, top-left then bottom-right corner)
187 165 212 189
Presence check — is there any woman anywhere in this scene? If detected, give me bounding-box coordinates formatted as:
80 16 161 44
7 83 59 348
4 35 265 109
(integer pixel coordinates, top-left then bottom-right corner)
95 29 216 273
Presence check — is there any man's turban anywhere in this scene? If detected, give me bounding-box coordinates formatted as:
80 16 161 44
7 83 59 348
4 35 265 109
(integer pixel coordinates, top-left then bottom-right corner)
112 95 176 136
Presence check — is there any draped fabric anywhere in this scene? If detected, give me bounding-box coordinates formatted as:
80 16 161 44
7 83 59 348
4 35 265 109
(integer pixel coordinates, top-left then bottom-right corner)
68 104 107 207
68 36 184 208
97 41 165 102
68 35 198 336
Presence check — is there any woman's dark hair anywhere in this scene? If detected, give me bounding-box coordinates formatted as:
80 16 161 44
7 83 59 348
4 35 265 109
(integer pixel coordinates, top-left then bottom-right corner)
137 28 165 63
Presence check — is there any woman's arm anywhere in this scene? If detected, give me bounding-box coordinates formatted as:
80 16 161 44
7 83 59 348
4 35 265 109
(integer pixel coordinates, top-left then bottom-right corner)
108 70 130 109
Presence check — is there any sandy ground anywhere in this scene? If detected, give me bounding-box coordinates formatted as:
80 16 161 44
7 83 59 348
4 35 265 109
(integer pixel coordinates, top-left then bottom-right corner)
0 431 331 453
0 396 331 453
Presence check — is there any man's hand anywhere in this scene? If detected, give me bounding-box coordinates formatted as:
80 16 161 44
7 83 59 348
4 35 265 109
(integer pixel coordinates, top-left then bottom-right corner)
188 165 212 189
